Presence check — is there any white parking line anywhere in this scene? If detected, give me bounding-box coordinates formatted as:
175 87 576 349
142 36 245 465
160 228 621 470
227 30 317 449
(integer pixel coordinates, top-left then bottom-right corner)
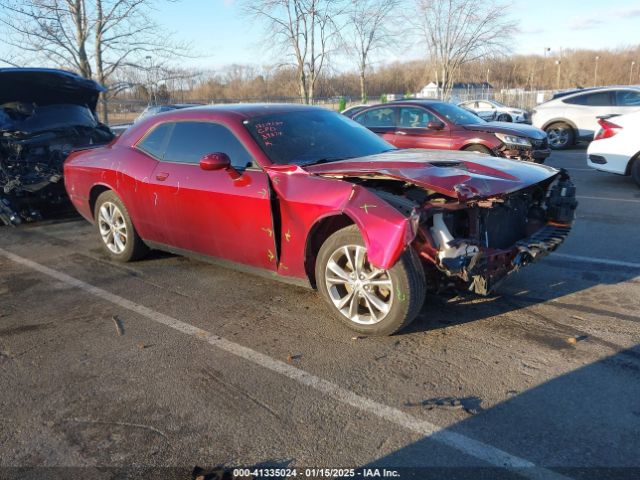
0 246 570 480
551 253 640 269
577 195 640 203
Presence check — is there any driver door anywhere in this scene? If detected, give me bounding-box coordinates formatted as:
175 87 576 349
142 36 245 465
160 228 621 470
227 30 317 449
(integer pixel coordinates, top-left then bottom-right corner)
145 120 278 271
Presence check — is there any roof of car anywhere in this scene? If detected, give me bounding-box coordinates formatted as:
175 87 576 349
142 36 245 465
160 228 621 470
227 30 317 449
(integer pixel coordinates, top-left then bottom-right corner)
184 103 327 118
551 85 640 100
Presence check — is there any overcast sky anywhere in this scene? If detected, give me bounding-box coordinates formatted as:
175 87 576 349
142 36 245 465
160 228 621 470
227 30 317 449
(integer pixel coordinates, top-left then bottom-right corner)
152 0 640 70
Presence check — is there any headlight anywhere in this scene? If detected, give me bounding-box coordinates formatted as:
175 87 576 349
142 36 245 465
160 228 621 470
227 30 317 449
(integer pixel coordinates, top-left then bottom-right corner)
495 132 531 147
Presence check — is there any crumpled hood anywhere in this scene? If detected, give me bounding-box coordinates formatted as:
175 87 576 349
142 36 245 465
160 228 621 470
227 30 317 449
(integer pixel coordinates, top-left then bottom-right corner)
304 149 559 200
0 68 105 111
464 121 546 140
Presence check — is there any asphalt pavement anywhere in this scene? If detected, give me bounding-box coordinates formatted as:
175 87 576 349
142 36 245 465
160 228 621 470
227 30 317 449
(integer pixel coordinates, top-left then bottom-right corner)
1 148 639 480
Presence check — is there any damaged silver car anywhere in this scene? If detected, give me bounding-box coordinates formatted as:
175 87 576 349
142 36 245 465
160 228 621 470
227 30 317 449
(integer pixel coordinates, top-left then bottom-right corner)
0 68 114 226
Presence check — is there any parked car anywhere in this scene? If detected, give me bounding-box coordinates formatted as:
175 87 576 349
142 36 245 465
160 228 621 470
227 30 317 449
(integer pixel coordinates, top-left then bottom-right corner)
351 100 550 163
587 112 640 187
134 103 203 123
458 99 530 123
0 68 114 226
110 103 203 136
532 86 640 150
64 104 576 335
341 104 370 118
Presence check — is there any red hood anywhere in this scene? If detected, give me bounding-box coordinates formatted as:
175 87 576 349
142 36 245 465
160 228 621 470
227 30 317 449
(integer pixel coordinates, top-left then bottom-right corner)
303 149 559 200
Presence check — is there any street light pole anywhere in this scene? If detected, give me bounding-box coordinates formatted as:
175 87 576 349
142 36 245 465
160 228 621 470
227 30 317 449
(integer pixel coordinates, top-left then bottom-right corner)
555 60 562 90
631 61 637 85
594 56 599 86
542 47 550 88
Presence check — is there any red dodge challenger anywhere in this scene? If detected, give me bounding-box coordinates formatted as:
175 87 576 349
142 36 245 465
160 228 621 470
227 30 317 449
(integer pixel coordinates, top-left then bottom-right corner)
64 104 577 335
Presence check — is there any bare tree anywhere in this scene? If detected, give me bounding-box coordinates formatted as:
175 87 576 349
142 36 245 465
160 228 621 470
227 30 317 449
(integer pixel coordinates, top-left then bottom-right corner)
0 0 186 122
346 0 398 103
411 0 512 100
244 0 342 104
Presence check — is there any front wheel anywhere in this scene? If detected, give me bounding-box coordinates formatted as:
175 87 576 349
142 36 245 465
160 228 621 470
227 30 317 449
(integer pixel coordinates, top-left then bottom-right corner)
497 113 512 122
94 190 148 262
316 225 426 336
546 123 574 150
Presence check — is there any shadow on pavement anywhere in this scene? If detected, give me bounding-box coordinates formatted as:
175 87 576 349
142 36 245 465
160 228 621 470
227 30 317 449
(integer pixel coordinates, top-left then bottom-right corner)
357 344 640 479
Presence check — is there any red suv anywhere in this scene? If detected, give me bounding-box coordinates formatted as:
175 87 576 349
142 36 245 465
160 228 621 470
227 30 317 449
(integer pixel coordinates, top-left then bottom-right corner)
349 100 550 163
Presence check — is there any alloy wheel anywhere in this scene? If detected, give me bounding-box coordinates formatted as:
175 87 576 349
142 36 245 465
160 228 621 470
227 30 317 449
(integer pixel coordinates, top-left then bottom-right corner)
547 128 569 148
98 201 128 254
324 245 394 325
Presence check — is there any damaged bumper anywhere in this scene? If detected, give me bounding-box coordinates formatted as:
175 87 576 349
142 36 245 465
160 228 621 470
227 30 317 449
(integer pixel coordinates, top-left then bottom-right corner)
417 169 577 295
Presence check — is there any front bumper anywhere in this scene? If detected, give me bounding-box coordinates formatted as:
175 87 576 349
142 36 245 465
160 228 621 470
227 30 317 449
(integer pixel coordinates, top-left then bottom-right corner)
466 222 572 295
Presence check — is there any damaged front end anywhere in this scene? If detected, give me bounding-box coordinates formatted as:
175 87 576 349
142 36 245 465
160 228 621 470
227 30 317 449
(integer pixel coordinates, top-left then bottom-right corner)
0 106 113 225
340 167 577 296
414 170 577 295
0 68 113 226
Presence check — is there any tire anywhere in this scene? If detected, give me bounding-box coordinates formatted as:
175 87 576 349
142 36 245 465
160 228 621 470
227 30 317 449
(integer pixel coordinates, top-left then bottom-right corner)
497 113 512 122
545 123 574 150
94 190 148 262
463 144 493 155
631 158 640 188
315 225 426 336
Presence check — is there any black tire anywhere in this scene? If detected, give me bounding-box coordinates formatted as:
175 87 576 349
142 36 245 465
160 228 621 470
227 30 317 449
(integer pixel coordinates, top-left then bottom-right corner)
315 225 426 336
631 158 640 188
497 113 512 122
94 190 148 262
545 122 574 150
463 144 493 155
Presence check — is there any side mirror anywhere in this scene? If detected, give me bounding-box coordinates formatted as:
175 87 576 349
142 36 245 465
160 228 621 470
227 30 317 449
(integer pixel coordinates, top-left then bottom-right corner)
200 152 231 171
427 121 445 131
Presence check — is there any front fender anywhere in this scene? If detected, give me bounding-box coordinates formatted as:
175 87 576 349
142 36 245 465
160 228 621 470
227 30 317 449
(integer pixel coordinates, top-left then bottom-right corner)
342 184 416 269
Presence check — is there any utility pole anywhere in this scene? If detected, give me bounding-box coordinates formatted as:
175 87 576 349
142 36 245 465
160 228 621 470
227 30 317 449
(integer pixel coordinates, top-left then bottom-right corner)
594 56 599 86
631 61 637 85
555 60 562 90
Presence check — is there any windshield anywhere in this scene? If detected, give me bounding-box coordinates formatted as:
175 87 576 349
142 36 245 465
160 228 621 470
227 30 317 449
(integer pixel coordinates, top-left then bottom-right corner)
0 103 98 133
245 109 395 165
430 103 486 125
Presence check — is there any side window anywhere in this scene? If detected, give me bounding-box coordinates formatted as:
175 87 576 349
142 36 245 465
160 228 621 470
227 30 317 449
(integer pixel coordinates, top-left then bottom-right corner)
163 121 253 168
354 107 396 127
615 90 640 106
477 101 493 109
399 107 437 128
137 122 174 159
564 92 613 106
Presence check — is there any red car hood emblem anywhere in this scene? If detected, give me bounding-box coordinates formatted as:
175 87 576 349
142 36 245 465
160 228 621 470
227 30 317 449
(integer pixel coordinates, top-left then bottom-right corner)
304 149 559 200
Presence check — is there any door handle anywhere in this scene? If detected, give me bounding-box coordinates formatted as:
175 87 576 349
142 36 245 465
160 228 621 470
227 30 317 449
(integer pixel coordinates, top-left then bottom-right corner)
155 172 169 181
395 131 407 135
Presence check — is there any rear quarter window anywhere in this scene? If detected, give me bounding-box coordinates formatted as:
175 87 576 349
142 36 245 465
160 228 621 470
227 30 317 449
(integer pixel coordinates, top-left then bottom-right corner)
137 122 174 159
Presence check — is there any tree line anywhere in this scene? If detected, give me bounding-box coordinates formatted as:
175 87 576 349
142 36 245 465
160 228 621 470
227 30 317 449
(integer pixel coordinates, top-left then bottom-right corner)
1 0 639 117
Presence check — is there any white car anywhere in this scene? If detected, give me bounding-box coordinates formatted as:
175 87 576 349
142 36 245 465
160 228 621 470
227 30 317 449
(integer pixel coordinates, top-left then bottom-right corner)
532 86 640 150
587 111 640 187
458 99 529 123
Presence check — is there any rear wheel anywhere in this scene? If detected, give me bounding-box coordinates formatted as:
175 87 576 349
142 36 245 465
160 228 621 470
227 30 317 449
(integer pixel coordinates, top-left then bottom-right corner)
94 191 148 262
463 144 493 155
546 123 574 150
315 225 426 336
631 158 640 188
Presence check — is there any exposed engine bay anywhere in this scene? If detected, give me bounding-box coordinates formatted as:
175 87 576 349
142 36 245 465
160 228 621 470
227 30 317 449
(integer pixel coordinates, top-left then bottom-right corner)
347 169 577 296
0 102 113 226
